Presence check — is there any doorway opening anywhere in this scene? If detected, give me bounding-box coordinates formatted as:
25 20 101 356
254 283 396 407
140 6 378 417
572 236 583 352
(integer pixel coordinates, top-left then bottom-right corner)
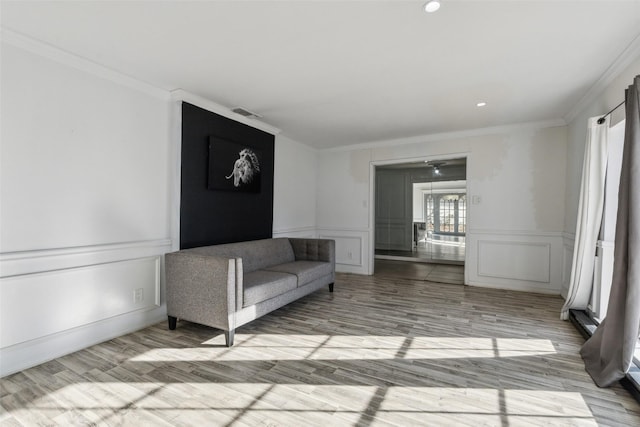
373 157 466 282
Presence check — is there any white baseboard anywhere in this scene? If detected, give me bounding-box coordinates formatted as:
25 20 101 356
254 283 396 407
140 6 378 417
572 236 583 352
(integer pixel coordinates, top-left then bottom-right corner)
0 305 166 377
466 280 560 294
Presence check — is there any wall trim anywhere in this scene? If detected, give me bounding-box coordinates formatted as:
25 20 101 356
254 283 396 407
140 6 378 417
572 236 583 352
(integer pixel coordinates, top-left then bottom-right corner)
275 133 320 154
564 32 640 123
371 151 470 168
0 239 172 278
318 234 363 267
1 256 163 348
0 239 172 260
0 305 166 378
323 119 566 153
316 228 370 274
316 226 370 233
368 153 472 277
171 89 281 136
170 100 183 252
1 28 170 101
466 280 559 295
273 227 317 239
316 227 367 232
469 229 564 238
477 240 551 283
272 226 317 236
467 230 563 294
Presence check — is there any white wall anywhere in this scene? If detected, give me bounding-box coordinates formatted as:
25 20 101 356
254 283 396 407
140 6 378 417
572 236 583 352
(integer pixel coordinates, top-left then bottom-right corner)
316 149 372 273
273 135 317 238
317 124 568 293
0 37 173 376
0 36 319 376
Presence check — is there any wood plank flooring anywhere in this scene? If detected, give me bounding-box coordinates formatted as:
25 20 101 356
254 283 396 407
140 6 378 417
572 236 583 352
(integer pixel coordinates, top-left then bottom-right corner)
375 235 466 264
2 271 640 426
374 260 464 285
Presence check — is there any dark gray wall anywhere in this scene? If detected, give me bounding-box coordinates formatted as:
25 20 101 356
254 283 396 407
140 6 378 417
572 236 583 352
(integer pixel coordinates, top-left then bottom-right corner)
180 102 275 249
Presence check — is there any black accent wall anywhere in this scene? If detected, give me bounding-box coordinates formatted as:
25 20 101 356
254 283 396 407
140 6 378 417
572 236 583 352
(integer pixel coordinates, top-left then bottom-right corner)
180 102 274 249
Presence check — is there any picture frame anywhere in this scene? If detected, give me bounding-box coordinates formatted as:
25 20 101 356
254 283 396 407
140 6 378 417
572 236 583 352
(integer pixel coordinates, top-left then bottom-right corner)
208 136 262 193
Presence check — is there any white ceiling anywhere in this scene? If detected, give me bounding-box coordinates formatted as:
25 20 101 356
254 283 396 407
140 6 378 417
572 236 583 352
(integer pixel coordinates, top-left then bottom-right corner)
2 1 640 149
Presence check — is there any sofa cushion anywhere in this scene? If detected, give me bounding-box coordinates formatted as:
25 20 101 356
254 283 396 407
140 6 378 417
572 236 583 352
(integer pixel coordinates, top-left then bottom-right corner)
185 238 295 273
289 239 334 262
243 270 297 306
265 261 333 287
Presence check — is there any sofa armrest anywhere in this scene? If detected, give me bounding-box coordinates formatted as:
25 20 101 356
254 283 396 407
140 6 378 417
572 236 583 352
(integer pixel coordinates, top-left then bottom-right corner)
288 238 336 266
165 251 241 331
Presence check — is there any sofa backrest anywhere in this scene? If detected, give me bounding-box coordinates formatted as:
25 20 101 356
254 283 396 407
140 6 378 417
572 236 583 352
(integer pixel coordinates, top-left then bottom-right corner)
184 238 295 273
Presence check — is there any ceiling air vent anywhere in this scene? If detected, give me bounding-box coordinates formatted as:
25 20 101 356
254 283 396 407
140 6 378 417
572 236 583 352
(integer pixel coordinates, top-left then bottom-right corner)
232 107 262 119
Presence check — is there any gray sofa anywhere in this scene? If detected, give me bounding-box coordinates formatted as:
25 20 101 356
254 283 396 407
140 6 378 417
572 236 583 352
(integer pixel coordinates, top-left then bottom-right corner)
165 238 335 346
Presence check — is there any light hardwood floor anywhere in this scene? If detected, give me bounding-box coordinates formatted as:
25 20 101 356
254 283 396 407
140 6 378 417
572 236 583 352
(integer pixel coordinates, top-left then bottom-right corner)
374 260 464 285
2 272 640 426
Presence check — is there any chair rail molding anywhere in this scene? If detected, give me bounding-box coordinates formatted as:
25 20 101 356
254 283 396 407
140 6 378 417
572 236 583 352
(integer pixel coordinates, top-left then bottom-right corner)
272 226 317 239
0 239 172 278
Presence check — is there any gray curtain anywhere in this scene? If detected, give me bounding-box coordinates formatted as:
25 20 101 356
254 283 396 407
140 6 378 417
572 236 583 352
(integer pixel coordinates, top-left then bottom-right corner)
580 74 640 387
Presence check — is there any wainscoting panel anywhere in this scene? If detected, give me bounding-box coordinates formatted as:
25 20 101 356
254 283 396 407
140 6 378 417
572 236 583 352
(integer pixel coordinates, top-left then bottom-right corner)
1 257 160 348
0 240 171 377
478 240 550 283
466 230 563 294
317 229 369 274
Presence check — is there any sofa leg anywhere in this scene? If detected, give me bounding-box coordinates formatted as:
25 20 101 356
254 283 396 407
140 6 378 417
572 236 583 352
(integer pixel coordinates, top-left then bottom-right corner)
168 316 177 330
225 330 235 347
329 283 334 292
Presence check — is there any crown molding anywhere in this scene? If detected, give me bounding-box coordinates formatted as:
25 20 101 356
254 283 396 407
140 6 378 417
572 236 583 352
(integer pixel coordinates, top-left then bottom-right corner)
1 28 170 101
323 119 567 153
171 89 281 136
564 32 640 124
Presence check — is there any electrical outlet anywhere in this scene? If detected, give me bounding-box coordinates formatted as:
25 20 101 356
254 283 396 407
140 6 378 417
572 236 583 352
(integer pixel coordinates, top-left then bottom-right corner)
133 288 144 303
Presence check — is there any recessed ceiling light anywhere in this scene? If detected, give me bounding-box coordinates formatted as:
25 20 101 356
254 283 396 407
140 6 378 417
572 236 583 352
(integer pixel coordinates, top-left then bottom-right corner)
424 1 441 13
476 102 487 107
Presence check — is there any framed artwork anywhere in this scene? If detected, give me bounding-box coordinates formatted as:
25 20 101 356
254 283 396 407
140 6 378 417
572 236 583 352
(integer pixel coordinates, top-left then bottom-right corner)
208 136 262 193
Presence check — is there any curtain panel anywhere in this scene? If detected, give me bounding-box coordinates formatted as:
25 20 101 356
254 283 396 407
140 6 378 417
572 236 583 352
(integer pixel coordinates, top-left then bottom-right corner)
561 116 609 320
580 74 640 387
